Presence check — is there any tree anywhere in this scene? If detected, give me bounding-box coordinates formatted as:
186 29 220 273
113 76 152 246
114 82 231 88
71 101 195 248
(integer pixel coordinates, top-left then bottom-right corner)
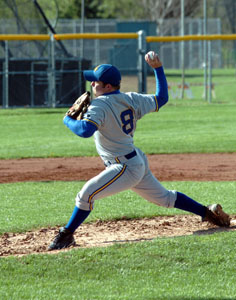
139 0 201 20
0 0 60 32
57 0 201 20
135 0 202 35
58 0 101 19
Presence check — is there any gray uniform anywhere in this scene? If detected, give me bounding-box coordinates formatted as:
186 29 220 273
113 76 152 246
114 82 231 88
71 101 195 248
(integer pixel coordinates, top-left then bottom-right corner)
76 91 177 211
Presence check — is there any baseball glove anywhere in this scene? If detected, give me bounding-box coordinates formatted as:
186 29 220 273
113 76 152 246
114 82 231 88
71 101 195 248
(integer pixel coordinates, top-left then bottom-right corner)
66 91 91 120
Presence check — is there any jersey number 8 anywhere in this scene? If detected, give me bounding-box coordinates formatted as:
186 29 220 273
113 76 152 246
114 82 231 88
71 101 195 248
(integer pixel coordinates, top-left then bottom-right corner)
120 109 134 135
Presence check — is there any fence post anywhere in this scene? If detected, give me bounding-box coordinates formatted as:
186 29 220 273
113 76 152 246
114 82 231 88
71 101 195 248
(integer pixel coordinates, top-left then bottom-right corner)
208 40 212 103
137 30 147 94
203 0 208 101
95 20 100 66
49 34 56 108
3 41 9 108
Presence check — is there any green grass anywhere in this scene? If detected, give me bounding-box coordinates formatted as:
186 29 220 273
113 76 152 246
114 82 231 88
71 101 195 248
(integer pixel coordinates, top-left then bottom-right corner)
136 104 236 153
0 102 236 158
165 68 236 105
0 180 236 299
0 181 235 234
0 108 96 158
1 233 236 299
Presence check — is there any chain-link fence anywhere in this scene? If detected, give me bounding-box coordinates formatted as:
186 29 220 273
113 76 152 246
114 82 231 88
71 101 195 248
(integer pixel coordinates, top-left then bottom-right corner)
1 18 236 107
0 18 224 69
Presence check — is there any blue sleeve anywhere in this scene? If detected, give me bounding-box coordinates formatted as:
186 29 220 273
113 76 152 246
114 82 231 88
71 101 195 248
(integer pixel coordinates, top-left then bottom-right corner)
63 116 97 138
153 66 169 110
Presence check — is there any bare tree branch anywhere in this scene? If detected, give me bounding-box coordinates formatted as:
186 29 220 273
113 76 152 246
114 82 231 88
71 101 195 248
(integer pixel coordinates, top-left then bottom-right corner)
3 0 48 56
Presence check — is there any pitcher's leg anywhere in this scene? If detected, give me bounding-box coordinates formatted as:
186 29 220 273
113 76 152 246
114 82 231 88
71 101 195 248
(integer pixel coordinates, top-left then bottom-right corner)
132 169 206 216
49 164 132 250
77 163 142 211
132 169 207 215
132 170 177 208
132 170 230 227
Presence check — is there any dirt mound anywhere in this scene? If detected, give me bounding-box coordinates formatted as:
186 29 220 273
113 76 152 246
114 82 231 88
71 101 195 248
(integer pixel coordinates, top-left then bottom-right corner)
1 215 236 257
0 215 236 256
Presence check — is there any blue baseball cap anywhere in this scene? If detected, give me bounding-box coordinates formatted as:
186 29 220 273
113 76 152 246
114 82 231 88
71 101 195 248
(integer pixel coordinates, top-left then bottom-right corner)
83 64 121 86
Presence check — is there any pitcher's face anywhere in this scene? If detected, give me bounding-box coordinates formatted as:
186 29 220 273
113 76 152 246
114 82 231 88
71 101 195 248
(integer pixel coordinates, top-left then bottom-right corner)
91 81 115 97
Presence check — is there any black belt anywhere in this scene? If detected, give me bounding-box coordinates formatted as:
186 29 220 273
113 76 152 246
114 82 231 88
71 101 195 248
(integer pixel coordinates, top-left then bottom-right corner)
124 150 137 160
104 150 137 167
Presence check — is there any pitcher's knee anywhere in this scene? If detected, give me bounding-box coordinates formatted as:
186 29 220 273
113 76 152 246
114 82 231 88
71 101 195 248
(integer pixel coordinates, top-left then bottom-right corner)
75 193 94 211
165 190 177 207
149 190 177 208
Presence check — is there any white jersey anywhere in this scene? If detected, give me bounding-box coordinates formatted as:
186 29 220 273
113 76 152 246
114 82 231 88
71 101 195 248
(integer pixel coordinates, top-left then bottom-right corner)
83 91 158 158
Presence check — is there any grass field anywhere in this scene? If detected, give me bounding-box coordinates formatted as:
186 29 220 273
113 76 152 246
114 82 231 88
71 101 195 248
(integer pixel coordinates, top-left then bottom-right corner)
1 233 236 300
0 180 236 299
0 182 236 300
0 102 235 159
0 69 236 299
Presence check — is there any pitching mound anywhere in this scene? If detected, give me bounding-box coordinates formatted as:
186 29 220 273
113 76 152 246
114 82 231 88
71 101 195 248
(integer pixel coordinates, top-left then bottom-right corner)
1 215 236 257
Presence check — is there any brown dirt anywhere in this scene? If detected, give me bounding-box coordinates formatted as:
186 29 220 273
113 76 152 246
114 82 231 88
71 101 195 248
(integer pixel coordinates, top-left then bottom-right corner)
1 153 236 257
1 216 236 257
1 153 236 183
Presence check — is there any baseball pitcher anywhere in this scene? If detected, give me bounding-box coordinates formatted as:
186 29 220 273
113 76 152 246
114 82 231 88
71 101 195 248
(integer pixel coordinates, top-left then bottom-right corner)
49 51 230 250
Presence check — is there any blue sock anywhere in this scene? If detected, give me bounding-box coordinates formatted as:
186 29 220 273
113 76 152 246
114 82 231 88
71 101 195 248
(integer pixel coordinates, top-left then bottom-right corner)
174 192 206 218
65 206 90 233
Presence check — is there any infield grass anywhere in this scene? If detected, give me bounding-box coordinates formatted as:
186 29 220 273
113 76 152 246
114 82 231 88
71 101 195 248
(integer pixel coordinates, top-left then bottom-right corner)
0 180 235 234
0 180 236 299
0 103 236 159
0 231 236 299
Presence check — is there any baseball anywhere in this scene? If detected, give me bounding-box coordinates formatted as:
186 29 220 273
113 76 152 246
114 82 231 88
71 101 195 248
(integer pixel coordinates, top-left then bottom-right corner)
147 51 155 60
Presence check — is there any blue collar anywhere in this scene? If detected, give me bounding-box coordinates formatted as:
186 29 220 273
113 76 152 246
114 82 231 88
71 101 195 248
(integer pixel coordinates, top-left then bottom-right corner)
103 90 120 96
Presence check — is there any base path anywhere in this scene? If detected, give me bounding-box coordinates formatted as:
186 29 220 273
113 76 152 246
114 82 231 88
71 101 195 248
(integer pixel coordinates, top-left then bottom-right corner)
1 153 236 183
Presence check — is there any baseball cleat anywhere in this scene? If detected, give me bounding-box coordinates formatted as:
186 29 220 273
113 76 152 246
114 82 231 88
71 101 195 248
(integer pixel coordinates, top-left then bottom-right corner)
202 204 230 227
48 227 75 250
